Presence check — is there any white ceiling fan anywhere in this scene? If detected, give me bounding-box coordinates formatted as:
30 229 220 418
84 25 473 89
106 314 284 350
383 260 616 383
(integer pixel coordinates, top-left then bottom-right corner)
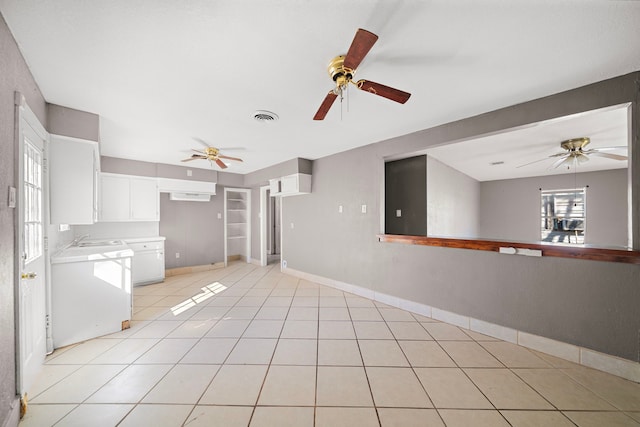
518 137 628 169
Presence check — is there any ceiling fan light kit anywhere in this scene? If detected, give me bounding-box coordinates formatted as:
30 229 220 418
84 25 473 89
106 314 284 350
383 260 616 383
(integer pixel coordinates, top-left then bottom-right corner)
313 28 412 120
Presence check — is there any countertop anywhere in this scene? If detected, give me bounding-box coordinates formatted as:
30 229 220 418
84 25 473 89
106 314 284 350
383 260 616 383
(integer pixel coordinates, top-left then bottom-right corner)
51 239 134 264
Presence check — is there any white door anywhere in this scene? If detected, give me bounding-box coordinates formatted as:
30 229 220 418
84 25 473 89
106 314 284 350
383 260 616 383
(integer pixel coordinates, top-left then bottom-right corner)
17 104 48 398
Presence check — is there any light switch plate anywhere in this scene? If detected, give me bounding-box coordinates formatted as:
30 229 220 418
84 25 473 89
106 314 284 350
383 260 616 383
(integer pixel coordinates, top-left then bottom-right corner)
187 169 193 177
361 204 367 214
396 209 402 217
338 205 343 213
8 186 16 208
217 212 222 219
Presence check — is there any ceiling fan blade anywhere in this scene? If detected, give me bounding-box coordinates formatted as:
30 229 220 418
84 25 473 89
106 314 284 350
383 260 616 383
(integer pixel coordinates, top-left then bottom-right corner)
218 147 246 151
588 145 628 152
587 151 628 161
516 157 551 168
343 28 378 71
313 91 338 120
218 154 243 162
193 137 212 148
356 80 411 104
215 158 228 169
192 149 206 154
181 156 205 162
549 155 571 169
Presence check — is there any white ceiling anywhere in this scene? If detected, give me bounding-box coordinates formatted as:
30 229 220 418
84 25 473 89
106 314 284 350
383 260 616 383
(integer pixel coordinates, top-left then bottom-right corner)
2 1 640 175
425 104 629 182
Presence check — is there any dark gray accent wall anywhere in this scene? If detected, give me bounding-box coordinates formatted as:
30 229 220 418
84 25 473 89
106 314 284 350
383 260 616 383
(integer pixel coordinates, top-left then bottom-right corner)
0 12 47 427
282 72 640 363
385 156 427 235
159 192 225 268
46 103 99 142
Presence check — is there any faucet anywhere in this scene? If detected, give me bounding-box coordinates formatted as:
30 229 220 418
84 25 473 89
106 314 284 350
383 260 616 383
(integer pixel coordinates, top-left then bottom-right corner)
71 234 90 246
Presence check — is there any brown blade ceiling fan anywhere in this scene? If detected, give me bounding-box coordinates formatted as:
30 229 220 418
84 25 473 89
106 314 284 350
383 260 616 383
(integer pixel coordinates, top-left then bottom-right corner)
181 137 244 169
313 28 411 120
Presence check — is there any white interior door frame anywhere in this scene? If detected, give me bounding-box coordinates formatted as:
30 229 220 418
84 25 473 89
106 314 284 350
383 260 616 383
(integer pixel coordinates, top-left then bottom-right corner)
15 92 51 398
259 186 269 267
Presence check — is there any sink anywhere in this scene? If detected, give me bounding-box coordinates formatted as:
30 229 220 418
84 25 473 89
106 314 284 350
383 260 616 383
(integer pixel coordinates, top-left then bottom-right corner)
76 240 124 247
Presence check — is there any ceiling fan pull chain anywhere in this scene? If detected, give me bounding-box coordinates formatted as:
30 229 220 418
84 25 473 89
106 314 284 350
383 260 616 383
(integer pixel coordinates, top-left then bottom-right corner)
347 84 350 113
340 86 344 121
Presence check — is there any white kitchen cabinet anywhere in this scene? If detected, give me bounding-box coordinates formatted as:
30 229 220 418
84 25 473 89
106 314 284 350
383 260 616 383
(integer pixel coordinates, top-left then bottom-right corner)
100 173 159 222
269 173 311 197
131 178 158 220
126 238 165 286
49 135 100 224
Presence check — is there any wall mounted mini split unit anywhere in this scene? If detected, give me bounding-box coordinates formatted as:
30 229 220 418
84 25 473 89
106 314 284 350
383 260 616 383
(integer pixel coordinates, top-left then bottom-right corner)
169 192 211 202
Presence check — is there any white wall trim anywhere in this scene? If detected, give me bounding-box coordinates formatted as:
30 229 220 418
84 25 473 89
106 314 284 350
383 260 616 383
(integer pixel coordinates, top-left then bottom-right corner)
283 267 640 383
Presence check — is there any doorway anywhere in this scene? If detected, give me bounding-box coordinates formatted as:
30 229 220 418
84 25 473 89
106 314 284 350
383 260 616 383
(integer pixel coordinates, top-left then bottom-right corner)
267 190 281 265
16 96 49 402
260 186 281 266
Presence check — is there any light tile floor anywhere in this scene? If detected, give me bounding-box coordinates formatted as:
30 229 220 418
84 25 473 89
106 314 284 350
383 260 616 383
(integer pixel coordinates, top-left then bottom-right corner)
20 262 640 426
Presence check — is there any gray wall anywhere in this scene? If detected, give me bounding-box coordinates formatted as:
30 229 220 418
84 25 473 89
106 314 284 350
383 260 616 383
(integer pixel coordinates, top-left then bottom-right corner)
479 169 628 246
282 72 640 363
427 156 480 238
245 157 312 262
0 12 47 426
159 192 225 268
46 104 99 142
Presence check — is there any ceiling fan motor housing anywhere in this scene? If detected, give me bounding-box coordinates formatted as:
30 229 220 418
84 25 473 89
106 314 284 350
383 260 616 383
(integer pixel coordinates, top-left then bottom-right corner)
328 55 353 87
561 137 590 153
204 147 220 157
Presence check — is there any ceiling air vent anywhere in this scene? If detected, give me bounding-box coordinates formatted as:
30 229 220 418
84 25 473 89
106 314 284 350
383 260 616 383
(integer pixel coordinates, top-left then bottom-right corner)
253 110 279 122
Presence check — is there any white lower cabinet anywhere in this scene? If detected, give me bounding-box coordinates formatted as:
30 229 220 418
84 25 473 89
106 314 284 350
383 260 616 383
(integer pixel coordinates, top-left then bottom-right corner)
100 173 159 222
126 239 165 286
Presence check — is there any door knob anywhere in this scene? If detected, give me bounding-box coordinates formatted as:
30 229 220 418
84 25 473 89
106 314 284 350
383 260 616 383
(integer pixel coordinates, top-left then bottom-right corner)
21 272 37 280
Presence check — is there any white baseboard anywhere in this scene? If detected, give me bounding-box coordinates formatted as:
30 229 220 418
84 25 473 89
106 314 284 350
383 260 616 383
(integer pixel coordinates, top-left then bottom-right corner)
283 267 640 383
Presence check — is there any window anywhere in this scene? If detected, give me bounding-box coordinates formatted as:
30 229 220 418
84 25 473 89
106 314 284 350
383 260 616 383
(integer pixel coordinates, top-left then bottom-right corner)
24 138 43 263
541 188 586 244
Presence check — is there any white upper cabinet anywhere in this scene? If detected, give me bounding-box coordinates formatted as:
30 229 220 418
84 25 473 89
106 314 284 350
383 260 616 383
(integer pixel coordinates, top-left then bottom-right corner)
269 173 311 197
99 173 159 222
49 135 100 224
130 178 158 220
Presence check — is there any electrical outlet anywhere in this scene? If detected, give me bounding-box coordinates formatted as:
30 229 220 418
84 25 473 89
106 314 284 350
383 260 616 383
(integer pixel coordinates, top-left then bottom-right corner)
396 209 402 217
282 260 287 269
290 222 294 229
217 212 222 219
187 169 192 177
175 252 180 259
338 205 343 213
